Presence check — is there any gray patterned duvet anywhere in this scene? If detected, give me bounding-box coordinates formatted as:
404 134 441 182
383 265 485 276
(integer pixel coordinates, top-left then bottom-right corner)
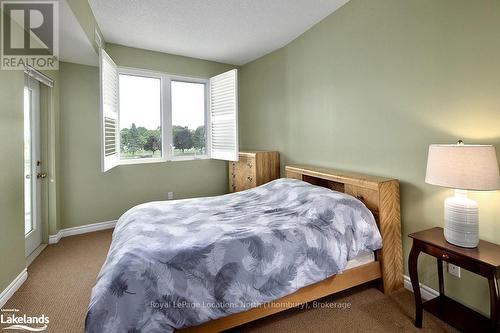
85 178 382 333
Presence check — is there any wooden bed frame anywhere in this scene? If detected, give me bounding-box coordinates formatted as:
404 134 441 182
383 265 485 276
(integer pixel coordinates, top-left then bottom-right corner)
179 165 403 332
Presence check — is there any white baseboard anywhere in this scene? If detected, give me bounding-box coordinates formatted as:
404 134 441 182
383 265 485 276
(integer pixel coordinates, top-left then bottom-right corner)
0 269 28 309
1 221 115 309
403 274 439 301
48 220 117 244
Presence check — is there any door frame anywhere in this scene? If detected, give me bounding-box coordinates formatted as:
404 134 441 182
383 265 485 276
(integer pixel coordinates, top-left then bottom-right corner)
23 67 56 266
24 75 43 259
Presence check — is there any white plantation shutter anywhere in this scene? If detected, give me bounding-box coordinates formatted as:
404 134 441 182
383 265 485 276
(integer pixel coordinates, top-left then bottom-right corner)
209 69 238 161
99 49 119 172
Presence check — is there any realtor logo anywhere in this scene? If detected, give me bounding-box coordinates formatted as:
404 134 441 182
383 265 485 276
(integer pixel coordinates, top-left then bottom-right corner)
1 308 49 332
1 0 59 70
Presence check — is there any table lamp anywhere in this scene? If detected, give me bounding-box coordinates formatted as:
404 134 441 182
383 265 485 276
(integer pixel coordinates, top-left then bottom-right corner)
425 141 500 248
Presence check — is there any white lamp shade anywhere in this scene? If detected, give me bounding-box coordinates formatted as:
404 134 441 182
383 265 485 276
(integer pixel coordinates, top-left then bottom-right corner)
425 144 500 191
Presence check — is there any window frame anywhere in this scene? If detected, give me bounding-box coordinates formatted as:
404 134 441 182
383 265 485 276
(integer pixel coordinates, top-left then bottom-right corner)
116 67 210 165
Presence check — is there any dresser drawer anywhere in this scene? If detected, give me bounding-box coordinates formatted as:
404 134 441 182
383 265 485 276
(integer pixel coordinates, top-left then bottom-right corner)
235 154 255 172
420 242 483 274
229 155 256 192
229 151 279 193
229 172 256 192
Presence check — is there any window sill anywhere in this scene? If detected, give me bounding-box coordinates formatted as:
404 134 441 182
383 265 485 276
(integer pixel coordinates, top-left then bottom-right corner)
170 155 210 162
118 158 167 166
117 155 210 166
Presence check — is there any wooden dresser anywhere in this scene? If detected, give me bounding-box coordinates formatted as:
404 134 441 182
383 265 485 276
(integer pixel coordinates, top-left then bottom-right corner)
229 151 280 192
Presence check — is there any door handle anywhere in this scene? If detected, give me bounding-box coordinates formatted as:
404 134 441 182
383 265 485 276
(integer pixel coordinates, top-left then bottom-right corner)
25 174 31 179
36 173 47 179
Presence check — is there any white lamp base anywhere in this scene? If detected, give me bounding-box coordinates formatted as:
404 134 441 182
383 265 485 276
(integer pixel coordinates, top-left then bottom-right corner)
443 190 479 248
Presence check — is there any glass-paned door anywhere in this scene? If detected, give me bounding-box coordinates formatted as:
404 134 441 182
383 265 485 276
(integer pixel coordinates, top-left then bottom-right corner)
24 75 42 257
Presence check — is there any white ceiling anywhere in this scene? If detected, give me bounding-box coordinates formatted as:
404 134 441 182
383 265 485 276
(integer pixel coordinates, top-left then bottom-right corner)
60 0 97 66
88 0 349 65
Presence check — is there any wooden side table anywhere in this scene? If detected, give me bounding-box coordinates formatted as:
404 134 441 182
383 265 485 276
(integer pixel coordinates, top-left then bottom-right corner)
408 227 500 332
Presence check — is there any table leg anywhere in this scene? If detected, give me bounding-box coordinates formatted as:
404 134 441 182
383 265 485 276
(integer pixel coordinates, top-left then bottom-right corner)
409 244 422 328
437 258 444 296
489 271 499 332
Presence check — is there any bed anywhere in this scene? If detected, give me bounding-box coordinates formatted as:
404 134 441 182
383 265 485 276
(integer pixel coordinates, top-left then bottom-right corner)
85 165 403 333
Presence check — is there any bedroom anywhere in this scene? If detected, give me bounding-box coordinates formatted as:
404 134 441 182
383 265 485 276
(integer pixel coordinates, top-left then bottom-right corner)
0 0 499 332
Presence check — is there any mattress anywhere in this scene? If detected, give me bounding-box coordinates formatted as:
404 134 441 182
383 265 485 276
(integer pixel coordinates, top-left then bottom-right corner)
85 178 382 333
344 251 375 270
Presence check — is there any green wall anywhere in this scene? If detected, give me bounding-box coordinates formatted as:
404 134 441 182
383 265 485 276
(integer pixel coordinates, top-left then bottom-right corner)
0 70 26 292
66 0 103 51
239 0 500 315
239 48 286 169
0 7 60 293
59 46 235 229
0 69 60 292
106 43 235 78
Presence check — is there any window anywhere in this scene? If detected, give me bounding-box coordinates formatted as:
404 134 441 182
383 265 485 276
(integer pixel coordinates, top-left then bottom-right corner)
119 74 162 161
171 80 206 159
99 48 238 172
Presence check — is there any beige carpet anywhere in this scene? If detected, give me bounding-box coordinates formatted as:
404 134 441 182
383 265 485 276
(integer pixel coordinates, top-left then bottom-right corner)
4 230 457 333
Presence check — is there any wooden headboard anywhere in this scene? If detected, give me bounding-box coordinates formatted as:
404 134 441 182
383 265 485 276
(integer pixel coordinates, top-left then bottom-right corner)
285 164 403 294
